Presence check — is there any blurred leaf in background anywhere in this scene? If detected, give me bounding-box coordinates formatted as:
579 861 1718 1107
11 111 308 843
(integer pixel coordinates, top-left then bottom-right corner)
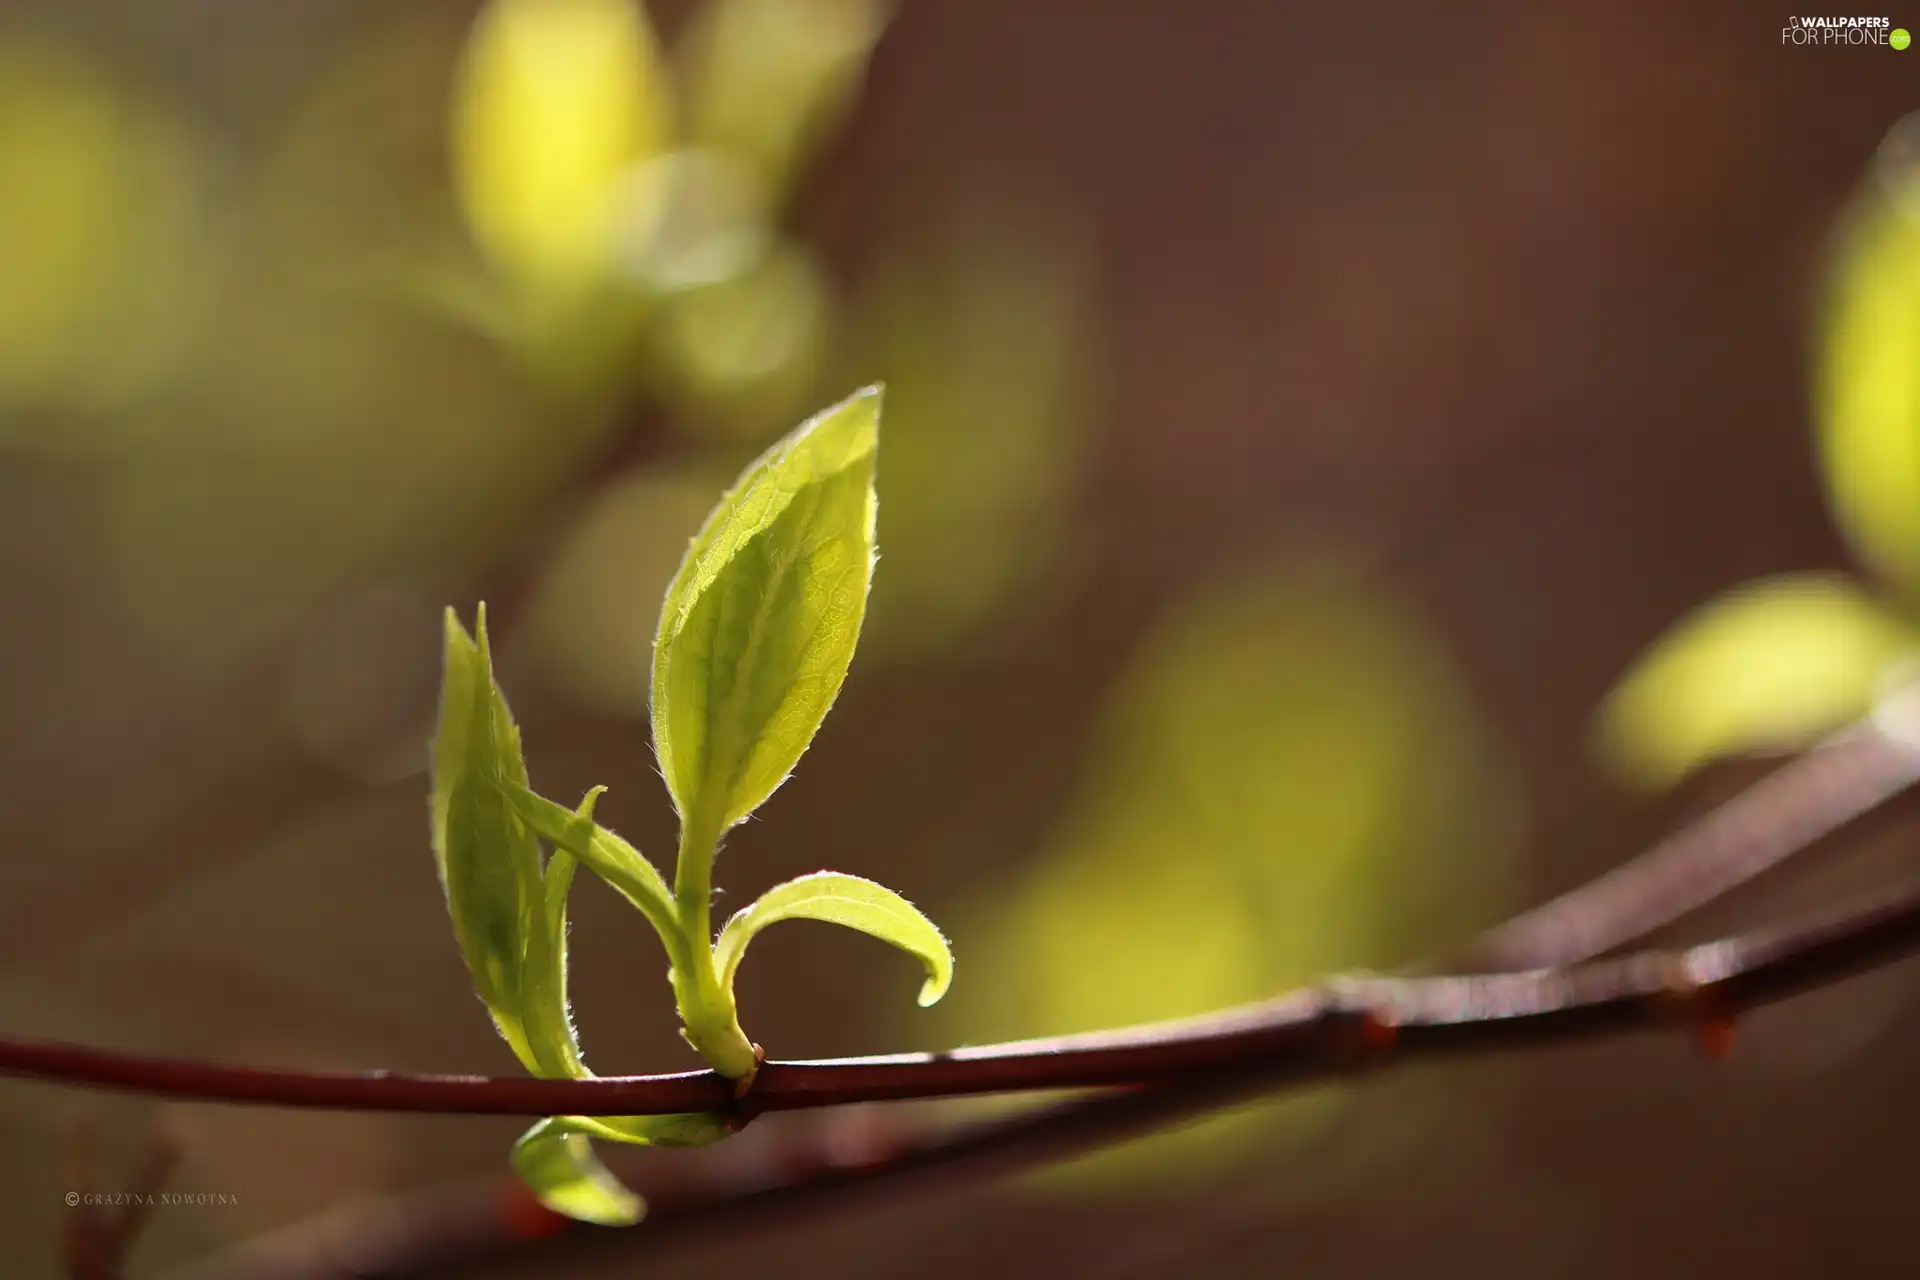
646 238 833 435
454 0 670 302
675 0 889 202
1818 112 1920 602
1600 114 1920 786
631 0 890 436
73 0 901 724
853 209 1099 660
946 560 1522 1191
0 33 210 427
519 464 732 717
441 0 890 415
1597 575 1916 788
522 204 1101 717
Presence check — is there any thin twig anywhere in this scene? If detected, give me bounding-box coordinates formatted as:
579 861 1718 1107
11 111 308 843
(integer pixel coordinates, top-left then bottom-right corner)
167 876 1920 1279
1468 700 1920 970
140 707 1920 1278
6 870 1920 1125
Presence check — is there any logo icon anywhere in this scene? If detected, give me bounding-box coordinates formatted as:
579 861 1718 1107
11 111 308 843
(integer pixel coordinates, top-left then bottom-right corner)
1894 26 1912 47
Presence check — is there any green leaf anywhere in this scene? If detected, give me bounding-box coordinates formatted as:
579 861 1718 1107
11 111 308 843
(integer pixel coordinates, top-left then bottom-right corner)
512 1110 734 1227
714 871 952 1006
1597 573 1918 788
512 1118 641 1226
1817 169 1920 599
517 788 605 1081
651 384 880 837
431 605 544 1074
501 780 681 956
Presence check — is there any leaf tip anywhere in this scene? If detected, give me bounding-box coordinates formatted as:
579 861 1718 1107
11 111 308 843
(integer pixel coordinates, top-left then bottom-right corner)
474 599 496 660
443 605 476 652
915 970 951 1008
793 382 882 465
916 935 954 1007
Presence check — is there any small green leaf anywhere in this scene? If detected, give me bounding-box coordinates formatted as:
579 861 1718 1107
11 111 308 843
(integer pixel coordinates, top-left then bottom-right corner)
512 1119 640 1226
501 780 681 956
517 788 606 1082
512 1110 733 1227
651 384 880 837
1597 573 1918 787
714 871 952 1006
431 605 544 1073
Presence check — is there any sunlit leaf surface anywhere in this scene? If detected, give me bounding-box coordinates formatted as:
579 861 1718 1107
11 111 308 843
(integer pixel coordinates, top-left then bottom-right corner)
511 1110 731 1226
652 386 880 834
431 607 543 1073
715 871 952 1004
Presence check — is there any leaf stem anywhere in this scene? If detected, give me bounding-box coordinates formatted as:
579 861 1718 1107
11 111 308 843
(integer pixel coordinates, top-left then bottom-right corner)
671 817 758 1080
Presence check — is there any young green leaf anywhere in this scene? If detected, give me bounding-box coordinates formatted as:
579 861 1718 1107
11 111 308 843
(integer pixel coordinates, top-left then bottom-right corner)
503 784 733 1225
714 871 952 1006
512 1119 640 1226
516 789 606 1081
503 778 758 1079
431 606 544 1073
512 1110 734 1226
501 781 682 958
651 385 881 838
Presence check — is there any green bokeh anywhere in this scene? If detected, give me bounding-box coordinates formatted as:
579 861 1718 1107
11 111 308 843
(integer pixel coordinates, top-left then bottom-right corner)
943 561 1524 1192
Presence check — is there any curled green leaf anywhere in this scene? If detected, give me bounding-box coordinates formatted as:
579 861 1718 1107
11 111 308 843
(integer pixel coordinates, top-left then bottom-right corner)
431 605 544 1074
511 1110 734 1227
651 384 881 840
523 1107 736 1222
512 1118 641 1226
501 780 682 959
715 871 952 1007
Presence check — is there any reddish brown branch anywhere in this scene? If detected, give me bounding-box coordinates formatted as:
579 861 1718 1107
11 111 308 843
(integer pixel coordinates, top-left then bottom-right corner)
8 873 1920 1127
28 716 1917 1123
134 716 1920 1279
169 878 1920 1279
1469 710 1920 970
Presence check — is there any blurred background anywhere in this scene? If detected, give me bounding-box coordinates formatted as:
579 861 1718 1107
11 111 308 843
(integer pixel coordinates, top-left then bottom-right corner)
2 0 1919 1275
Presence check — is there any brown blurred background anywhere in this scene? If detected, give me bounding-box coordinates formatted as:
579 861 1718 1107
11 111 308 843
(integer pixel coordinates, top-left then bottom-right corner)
2 0 1919 1275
